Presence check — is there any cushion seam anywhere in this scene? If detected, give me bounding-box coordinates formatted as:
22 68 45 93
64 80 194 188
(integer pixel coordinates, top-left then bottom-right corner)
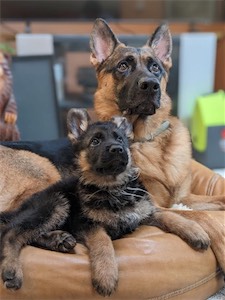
206 174 221 196
147 268 223 300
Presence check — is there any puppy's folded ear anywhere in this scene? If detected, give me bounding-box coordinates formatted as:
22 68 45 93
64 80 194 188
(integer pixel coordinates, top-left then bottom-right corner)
67 109 90 143
90 18 120 67
111 116 133 139
146 24 172 70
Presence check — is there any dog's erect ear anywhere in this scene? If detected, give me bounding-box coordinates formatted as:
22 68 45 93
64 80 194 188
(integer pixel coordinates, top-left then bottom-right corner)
111 116 133 139
90 18 120 67
147 24 172 69
67 109 90 143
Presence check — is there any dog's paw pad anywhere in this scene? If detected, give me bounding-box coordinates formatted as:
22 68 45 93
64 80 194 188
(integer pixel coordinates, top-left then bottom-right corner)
188 232 210 251
2 269 22 290
92 277 118 297
192 238 210 251
57 233 76 252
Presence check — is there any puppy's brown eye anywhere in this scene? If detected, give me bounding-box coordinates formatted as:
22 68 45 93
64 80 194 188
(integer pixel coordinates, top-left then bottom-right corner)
91 138 100 146
117 136 123 143
118 62 128 72
151 63 160 73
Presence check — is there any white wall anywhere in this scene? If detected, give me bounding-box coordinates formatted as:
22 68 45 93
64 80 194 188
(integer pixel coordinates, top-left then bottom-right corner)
177 33 217 128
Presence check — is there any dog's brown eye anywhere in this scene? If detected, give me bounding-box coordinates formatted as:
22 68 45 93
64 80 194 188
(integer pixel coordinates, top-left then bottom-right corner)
118 62 128 72
91 138 100 146
117 136 123 142
151 63 160 73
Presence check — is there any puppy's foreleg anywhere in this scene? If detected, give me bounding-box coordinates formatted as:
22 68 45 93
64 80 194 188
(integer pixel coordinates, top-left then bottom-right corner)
0 188 70 290
32 230 76 253
84 227 118 297
142 209 210 251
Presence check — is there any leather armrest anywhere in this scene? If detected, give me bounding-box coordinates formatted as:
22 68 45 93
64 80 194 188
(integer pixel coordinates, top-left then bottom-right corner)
191 160 225 196
0 223 224 300
1 159 224 299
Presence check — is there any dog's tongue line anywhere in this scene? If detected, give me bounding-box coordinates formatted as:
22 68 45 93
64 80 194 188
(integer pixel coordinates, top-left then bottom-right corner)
122 104 156 117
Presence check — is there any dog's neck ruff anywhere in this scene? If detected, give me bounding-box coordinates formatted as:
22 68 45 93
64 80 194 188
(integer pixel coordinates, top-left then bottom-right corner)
78 166 140 190
134 120 170 143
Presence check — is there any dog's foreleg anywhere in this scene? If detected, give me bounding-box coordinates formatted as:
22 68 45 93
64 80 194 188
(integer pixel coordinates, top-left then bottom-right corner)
142 209 210 251
84 226 118 297
181 194 225 211
169 210 225 273
0 186 70 290
32 230 76 253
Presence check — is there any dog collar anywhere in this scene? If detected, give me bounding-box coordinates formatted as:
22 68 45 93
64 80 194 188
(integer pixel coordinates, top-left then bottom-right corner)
134 120 170 143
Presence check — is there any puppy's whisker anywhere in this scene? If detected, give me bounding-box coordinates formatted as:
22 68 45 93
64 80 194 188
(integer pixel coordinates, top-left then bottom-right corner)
119 190 145 200
84 190 103 201
126 187 151 196
108 192 121 203
128 168 140 181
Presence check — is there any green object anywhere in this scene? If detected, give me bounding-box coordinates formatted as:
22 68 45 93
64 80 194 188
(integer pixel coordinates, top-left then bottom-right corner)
0 43 16 55
191 90 225 152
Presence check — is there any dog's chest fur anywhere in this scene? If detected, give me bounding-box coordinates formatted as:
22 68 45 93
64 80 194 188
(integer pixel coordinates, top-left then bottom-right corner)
69 178 155 240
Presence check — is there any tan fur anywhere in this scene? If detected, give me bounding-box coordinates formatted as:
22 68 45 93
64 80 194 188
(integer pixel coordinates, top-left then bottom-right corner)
84 227 118 296
94 73 121 121
149 209 211 250
169 209 225 272
0 145 61 211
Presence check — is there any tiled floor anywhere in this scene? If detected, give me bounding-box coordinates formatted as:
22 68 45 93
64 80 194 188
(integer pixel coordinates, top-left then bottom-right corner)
208 286 225 300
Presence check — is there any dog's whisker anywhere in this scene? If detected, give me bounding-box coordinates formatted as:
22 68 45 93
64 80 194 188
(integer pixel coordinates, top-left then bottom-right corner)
84 190 103 201
126 186 145 192
126 186 150 196
108 191 121 203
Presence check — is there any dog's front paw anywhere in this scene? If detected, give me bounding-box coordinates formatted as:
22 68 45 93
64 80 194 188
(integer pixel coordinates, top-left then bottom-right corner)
1 265 23 290
51 231 76 253
184 223 210 251
35 230 76 253
92 268 118 297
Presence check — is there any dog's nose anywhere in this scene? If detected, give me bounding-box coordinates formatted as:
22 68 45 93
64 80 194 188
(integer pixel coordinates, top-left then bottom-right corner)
109 145 124 154
138 78 160 93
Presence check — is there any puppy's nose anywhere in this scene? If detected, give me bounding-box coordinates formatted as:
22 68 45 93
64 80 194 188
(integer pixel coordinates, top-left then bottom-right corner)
109 145 124 154
138 78 159 93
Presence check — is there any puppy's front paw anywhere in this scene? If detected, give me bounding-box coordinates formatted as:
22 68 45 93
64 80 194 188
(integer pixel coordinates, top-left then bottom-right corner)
2 266 23 290
36 230 76 253
56 231 76 252
92 267 118 297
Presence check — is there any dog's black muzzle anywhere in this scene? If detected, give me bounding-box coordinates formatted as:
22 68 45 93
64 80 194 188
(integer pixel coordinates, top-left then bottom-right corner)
118 75 161 116
94 143 129 176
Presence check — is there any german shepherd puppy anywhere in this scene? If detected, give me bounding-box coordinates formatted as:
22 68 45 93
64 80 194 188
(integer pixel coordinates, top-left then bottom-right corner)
90 19 225 270
0 109 210 296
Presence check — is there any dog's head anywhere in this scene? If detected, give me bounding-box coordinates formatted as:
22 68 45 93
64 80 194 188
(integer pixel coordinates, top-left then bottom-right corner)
90 18 172 119
67 108 135 187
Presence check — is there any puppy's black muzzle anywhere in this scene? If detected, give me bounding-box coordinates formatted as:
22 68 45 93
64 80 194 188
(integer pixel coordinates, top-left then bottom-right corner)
94 143 129 176
109 144 124 154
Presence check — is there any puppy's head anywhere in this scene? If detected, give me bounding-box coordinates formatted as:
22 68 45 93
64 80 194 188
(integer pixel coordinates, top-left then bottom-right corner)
67 108 135 187
90 18 172 119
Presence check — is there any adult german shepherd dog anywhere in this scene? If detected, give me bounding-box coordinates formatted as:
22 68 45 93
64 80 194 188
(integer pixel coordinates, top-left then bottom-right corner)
90 19 225 270
0 109 210 296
